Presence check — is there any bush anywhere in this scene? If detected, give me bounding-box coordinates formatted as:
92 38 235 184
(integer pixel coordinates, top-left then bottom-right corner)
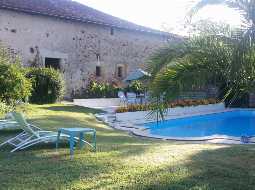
0 63 32 104
26 67 65 104
0 101 14 114
116 98 221 113
125 80 145 94
116 104 152 113
82 81 120 98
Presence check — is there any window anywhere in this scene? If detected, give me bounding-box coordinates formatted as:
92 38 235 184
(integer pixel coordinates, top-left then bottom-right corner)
96 53 100 62
116 64 127 78
45 58 61 70
110 27 114 35
96 66 101 77
117 66 123 78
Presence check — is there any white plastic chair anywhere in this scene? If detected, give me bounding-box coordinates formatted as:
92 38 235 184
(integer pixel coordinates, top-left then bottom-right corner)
118 91 127 105
127 92 137 104
0 112 19 130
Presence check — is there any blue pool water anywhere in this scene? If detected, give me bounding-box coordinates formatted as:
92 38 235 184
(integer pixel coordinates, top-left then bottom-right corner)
145 110 255 138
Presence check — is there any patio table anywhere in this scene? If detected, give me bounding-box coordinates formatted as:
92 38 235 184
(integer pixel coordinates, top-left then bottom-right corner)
56 127 96 159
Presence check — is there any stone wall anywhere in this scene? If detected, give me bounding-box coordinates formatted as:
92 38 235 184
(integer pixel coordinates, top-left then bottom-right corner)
0 9 175 97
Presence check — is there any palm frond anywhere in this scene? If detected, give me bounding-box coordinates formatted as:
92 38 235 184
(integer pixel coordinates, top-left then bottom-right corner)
189 0 227 19
150 0 255 119
147 42 190 79
148 35 236 120
190 0 255 28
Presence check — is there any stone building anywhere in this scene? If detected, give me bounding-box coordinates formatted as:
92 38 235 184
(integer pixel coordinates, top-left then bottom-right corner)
0 0 180 97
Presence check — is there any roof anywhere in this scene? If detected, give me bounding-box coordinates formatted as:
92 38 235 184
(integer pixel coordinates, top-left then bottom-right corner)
0 0 177 37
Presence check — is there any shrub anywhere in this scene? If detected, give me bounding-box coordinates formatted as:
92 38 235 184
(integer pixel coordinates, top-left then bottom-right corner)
82 81 120 98
0 63 32 104
116 104 152 113
0 101 14 114
26 67 65 104
125 80 145 94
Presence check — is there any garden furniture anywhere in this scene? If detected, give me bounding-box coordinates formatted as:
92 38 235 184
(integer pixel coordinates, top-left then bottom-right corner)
0 112 94 153
127 92 137 104
118 91 127 105
0 112 19 130
56 128 96 159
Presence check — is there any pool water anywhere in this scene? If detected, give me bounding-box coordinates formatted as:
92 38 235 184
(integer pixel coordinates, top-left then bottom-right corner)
145 110 255 138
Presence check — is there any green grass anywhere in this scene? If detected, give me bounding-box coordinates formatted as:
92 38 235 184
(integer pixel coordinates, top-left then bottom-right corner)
1 104 255 190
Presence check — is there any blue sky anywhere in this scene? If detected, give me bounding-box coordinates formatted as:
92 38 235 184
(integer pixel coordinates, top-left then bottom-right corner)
75 0 242 35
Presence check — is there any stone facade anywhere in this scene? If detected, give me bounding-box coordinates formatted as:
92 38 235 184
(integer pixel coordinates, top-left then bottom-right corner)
0 9 176 97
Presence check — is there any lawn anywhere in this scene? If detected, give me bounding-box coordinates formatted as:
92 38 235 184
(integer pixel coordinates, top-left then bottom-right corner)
0 103 255 190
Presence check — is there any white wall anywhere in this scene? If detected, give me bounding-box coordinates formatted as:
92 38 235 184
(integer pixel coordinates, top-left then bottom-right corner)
74 98 121 108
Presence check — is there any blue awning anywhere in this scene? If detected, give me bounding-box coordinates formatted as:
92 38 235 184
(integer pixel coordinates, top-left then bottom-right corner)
124 68 151 82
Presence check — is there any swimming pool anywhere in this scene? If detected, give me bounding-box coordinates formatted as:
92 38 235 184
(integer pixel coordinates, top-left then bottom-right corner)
144 110 255 140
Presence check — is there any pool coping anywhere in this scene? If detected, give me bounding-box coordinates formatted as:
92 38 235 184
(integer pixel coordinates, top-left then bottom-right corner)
96 108 255 144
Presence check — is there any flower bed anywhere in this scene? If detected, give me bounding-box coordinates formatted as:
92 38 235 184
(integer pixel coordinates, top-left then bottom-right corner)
115 102 225 124
116 98 221 113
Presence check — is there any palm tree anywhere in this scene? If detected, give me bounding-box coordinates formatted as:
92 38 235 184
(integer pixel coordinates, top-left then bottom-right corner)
190 0 255 60
148 35 234 118
148 0 255 119
190 0 255 103
190 0 255 27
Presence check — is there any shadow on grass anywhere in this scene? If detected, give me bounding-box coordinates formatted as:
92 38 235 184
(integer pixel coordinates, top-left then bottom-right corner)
0 112 149 153
115 145 255 190
28 115 114 134
28 114 147 144
0 129 22 135
41 105 104 114
0 137 150 189
0 150 112 189
0 103 151 189
1 135 255 189
5 104 255 189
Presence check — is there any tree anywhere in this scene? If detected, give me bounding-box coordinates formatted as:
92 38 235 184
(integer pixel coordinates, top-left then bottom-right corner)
190 0 255 63
188 19 233 37
148 0 255 118
190 0 255 104
0 44 32 104
149 35 234 116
